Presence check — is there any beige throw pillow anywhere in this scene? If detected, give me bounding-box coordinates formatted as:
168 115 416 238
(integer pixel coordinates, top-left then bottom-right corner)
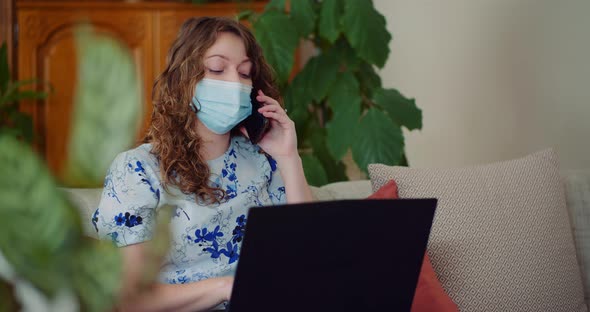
368 149 587 312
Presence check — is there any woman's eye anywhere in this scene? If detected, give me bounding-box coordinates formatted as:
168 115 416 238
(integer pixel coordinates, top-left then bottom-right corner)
208 68 223 74
239 73 251 79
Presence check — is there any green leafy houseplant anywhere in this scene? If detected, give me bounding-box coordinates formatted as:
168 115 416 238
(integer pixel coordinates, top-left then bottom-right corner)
241 0 422 186
0 28 170 312
0 42 48 143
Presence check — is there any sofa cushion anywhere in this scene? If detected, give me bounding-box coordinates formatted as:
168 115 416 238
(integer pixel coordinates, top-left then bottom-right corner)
368 149 587 312
368 180 458 312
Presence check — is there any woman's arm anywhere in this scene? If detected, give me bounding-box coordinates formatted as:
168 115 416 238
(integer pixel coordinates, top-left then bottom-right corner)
274 154 314 204
117 243 233 312
252 90 313 204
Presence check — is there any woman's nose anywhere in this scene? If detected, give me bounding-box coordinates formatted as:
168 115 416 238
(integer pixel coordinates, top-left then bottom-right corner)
226 68 241 83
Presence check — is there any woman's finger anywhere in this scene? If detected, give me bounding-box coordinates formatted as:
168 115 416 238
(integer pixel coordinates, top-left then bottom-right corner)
258 104 286 115
260 110 292 127
256 90 281 107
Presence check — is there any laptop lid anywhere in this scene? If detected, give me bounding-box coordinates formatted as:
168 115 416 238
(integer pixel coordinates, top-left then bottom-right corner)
228 198 437 312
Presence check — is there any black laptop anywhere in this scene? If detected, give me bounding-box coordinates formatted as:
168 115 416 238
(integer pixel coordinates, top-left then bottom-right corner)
227 199 437 312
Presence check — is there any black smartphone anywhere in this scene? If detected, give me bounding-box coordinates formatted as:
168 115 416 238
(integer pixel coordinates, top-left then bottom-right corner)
242 89 269 144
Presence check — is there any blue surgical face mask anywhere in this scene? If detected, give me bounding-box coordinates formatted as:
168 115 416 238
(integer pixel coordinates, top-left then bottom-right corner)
190 78 252 134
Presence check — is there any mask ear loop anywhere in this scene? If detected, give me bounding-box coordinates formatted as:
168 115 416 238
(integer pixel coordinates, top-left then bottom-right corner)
190 98 201 113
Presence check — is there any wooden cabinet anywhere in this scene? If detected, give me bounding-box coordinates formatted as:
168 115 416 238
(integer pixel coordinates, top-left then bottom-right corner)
16 1 265 177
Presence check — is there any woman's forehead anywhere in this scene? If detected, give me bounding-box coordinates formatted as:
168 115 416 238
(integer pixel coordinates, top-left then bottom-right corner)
204 32 249 63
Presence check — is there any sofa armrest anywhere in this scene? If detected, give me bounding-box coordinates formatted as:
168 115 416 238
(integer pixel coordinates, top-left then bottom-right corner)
60 187 103 239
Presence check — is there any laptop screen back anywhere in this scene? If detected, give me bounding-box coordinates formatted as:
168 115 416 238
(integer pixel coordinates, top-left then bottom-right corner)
228 199 437 312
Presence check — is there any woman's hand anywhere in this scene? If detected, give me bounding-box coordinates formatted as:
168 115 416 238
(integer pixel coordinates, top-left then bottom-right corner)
245 90 297 161
240 90 313 203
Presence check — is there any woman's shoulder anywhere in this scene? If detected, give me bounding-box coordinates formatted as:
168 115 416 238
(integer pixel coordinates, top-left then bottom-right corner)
111 143 159 172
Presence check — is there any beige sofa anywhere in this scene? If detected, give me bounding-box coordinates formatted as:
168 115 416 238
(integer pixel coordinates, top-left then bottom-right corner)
64 149 590 312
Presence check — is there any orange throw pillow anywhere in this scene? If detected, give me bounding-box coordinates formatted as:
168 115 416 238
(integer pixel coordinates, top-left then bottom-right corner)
368 180 458 312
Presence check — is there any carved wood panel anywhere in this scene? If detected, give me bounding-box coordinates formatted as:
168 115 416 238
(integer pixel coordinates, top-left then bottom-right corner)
1 0 14 73
18 7 153 176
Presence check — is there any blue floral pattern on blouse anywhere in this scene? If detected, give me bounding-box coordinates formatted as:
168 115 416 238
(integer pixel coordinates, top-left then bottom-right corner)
92 136 285 284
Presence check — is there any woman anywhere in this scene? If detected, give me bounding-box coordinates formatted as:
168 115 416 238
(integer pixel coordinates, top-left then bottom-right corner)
93 17 313 312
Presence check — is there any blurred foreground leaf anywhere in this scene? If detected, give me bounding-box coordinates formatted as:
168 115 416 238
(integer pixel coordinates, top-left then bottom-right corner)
140 205 174 290
63 27 142 187
0 136 82 296
70 240 122 312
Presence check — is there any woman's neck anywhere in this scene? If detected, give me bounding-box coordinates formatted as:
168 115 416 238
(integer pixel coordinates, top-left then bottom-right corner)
197 122 231 161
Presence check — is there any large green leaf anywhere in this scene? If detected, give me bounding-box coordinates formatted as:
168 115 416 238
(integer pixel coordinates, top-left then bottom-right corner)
254 11 299 85
290 0 317 38
309 128 348 183
0 136 82 296
326 71 361 160
265 0 286 11
283 81 310 139
63 28 142 187
374 87 422 130
318 0 342 43
356 62 382 98
301 154 328 187
0 42 9 94
341 0 391 68
333 38 361 72
351 108 404 172
295 51 340 103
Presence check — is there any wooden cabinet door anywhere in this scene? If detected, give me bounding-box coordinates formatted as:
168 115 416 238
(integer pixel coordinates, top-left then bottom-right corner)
17 4 154 177
17 1 266 180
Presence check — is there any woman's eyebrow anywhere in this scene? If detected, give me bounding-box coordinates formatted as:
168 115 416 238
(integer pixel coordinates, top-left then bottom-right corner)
206 54 250 64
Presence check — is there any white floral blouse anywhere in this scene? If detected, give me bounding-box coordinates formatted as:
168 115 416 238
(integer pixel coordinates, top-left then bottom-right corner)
92 135 286 284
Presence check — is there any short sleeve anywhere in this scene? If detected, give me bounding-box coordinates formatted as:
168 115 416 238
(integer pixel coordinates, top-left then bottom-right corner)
265 155 286 205
92 149 161 247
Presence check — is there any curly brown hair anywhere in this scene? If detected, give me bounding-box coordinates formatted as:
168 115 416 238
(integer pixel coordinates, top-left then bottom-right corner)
144 16 280 204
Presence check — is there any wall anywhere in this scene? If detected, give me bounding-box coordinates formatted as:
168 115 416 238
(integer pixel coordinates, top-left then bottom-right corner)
373 0 590 169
